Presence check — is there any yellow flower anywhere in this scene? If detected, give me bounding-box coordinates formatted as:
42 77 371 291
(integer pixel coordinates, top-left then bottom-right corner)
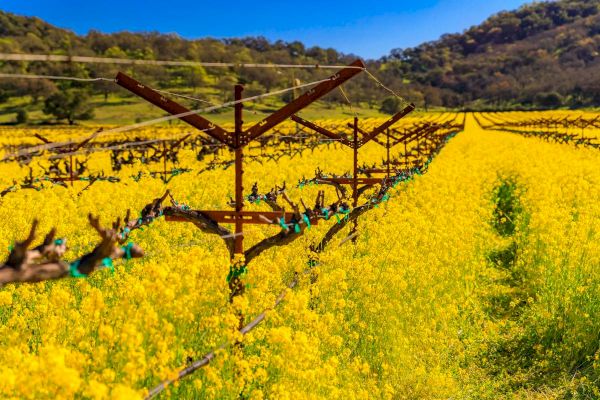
0 112 598 398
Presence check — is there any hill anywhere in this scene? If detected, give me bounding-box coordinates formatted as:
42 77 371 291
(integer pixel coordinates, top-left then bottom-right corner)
0 0 598 115
380 0 600 108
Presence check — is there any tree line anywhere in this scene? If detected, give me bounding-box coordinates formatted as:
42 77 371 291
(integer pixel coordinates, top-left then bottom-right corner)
0 0 599 124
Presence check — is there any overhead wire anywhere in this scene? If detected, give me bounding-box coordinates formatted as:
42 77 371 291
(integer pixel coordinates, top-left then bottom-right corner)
0 72 223 106
47 133 194 159
338 85 358 118
363 69 410 106
5 76 335 159
0 72 224 108
152 88 215 105
0 53 409 106
0 72 114 82
0 55 414 158
0 53 364 70
0 53 410 106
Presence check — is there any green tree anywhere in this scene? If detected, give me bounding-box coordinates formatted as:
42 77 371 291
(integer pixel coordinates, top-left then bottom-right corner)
535 92 563 108
15 109 28 124
43 89 95 125
379 96 401 115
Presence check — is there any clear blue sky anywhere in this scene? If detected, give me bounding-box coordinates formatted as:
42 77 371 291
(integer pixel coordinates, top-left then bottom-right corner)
2 0 534 59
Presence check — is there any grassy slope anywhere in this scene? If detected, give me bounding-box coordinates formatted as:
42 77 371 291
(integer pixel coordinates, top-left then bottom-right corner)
0 93 406 127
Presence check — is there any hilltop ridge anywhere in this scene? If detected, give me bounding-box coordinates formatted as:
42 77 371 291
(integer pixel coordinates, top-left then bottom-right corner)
0 0 599 109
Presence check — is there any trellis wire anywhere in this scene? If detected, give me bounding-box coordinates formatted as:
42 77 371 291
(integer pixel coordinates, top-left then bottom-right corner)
6 77 335 159
364 69 410 106
0 72 115 82
0 53 364 70
0 54 410 104
47 134 193 159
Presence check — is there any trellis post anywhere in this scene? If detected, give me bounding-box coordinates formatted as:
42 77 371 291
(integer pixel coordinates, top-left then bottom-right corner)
114 60 366 262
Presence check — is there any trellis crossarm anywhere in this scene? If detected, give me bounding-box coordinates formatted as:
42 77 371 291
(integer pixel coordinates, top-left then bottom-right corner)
242 59 366 145
115 72 232 146
166 210 319 226
356 103 415 147
291 115 354 147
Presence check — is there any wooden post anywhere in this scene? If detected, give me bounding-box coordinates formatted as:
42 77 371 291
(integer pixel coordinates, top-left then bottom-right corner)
234 84 244 255
293 106 414 243
162 140 167 183
230 85 246 323
386 128 390 178
115 60 365 289
69 142 74 187
352 117 358 209
351 117 359 243
404 139 408 170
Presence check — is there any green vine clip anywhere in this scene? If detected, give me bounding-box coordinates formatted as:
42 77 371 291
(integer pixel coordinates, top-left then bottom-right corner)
226 264 247 283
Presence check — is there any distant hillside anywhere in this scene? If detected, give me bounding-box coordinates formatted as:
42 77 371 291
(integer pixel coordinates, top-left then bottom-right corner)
0 12 367 108
0 0 599 111
379 0 600 108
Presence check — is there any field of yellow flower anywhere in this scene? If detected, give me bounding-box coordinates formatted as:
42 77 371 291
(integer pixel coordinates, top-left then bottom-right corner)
0 112 599 399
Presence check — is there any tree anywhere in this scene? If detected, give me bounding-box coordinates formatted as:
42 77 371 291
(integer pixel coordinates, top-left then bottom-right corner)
241 67 281 92
43 89 95 125
535 92 563 108
0 89 8 104
423 87 442 110
281 89 294 104
215 75 238 100
379 96 401 115
26 79 57 104
15 109 28 124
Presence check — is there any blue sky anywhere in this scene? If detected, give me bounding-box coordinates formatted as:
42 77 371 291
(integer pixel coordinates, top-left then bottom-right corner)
2 0 533 59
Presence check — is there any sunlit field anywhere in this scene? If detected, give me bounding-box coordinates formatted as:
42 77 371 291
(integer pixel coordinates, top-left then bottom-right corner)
0 111 599 399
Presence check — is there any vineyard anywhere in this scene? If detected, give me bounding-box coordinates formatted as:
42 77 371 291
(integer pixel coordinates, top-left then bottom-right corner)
0 51 600 400
474 111 600 149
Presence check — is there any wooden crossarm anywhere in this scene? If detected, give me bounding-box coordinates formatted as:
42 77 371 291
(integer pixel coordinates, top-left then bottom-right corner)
291 115 354 147
371 136 387 147
357 104 415 147
388 129 418 147
72 136 96 151
413 125 440 142
166 210 319 225
581 116 600 129
391 124 436 147
346 105 415 148
242 59 365 145
318 177 382 185
170 134 192 150
34 134 51 144
356 126 368 136
346 123 369 137
360 168 386 174
115 72 231 146
387 130 406 142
